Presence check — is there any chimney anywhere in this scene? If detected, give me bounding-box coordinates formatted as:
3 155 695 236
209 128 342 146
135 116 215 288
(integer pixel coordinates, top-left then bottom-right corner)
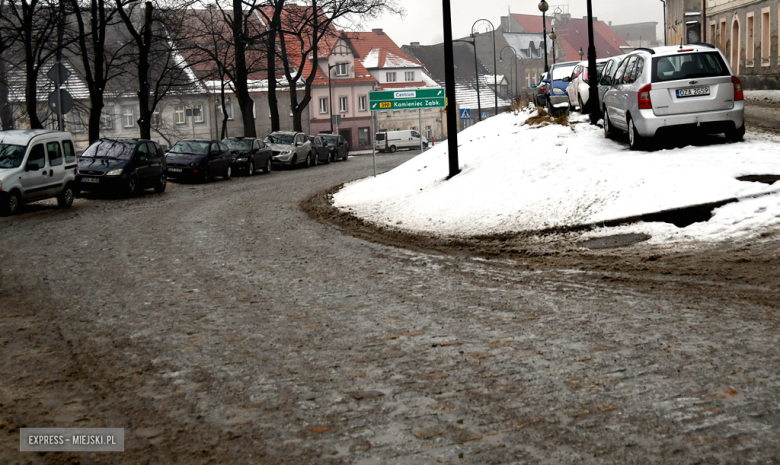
410 42 420 47
372 28 384 35
609 21 612 27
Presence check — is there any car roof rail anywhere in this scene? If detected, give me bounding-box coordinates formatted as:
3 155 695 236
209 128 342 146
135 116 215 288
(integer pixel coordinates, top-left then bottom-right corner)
634 47 656 55
690 42 716 49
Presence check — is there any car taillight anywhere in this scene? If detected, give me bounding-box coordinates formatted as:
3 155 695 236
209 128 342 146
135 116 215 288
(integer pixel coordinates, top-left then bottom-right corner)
638 84 652 109
732 76 744 101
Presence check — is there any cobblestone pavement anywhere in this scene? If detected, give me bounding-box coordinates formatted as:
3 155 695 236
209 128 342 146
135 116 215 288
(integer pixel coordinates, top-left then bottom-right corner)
1 152 779 464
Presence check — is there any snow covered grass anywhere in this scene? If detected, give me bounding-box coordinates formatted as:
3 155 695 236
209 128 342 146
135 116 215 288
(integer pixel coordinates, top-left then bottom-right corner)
334 107 780 243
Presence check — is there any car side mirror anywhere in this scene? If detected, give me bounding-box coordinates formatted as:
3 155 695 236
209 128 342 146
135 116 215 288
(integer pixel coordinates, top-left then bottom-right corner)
600 76 612 86
25 161 41 172
531 84 537 88
542 79 550 84
138 156 147 162
562 76 571 82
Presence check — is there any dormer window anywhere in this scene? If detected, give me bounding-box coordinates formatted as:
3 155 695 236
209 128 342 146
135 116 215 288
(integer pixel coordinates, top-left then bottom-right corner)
335 63 348 76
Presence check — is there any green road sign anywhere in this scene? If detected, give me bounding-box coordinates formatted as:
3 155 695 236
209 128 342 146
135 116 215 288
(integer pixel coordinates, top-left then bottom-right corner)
369 88 445 111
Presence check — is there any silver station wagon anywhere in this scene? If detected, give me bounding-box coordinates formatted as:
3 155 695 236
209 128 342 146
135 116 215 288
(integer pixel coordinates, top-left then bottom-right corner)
602 44 745 150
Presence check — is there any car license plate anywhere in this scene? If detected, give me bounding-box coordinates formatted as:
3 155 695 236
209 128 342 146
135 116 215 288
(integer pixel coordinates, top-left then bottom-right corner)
676 86 710 98
81 177 99 183
168 168 182 172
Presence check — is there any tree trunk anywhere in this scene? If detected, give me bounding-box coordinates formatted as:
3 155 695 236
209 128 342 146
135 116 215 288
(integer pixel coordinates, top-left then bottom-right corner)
137 1 153 140
266 26 279 132
232 0 255 137
0 53 12 130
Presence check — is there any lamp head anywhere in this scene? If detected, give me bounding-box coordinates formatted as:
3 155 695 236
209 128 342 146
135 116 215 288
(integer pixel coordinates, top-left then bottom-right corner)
538 1 549 13
549 31 557 40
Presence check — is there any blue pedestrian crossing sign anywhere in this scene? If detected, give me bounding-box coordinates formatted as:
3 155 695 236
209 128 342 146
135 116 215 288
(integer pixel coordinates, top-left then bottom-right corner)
460 109 471 119
481 112 488 119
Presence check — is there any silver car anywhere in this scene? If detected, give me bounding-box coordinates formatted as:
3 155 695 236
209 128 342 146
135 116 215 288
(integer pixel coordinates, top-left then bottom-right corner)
265 131 313 168
602 45 745 150
594 55 624 113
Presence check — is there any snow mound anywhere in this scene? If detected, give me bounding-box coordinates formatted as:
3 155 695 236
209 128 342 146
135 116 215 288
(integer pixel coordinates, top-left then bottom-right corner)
334 108 780 242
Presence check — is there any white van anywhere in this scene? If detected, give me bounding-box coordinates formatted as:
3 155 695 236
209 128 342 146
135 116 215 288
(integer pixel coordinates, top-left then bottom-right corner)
375 130 428 153
0 130 78 215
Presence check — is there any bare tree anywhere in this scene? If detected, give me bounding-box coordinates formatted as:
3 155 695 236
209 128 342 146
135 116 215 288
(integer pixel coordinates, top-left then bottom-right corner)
185 1 271 138
274 0 402 132
116 0 199 140
0 0 15 130
68 0 132 143
0 0 64 129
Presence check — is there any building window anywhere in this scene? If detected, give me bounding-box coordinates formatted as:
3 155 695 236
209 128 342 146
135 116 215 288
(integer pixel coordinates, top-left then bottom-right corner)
193 104 204 123
224 103 234 120
335 63 348 76
358 127 369 146
339 96 348 113
720 18 727 52
405 71 415 81
68 112 84 133
122 106 135 128
151 110 161 126
709 22 716 51
174 105 185 124
747 13 754 66
425 125 432 139
761 8 770 65
359 95 366 111
100 107 113 129
386 72 396 82
319 97 328 114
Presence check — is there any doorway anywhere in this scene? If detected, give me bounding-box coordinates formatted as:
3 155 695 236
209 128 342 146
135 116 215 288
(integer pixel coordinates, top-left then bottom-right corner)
339 128 352 149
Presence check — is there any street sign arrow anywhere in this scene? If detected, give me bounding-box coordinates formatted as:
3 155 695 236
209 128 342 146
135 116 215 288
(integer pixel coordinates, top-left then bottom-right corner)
48 89 73 115
46 62 70 86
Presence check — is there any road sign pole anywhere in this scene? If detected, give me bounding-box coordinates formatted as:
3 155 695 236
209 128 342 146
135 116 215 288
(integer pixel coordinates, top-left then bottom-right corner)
418 109 423 153
371 110 376 177
55 67 63 131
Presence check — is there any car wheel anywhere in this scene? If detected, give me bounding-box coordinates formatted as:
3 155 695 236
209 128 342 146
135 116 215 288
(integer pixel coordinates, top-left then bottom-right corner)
126 176 138 197
247 160 254 176
223 165 232 180
628 117 646 151
202 168 211 183
0 190 21 216
305 152 311 168
389 145 397 153
343 151 348 160
423 143 428 149
326 151 332 164
603 109 614 139
725 124 745 142
263 158 272 173
57 184 75 208
312 151 319 166
154 173 167 193
546 99 554 116
290 155 297 169
578 96 585 113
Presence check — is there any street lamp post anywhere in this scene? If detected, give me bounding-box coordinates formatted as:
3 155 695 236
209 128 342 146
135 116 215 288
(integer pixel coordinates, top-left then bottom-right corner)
660 0 667 46
453 37 482 122
472 19 497 118
585 0 600 124
550 28 558 65
441 0 460 179
499 46 518 101
538 0 550 73
327 63 337 134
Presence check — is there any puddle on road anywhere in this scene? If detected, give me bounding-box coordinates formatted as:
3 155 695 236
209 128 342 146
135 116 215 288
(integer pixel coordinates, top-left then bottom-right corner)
579 233 651 250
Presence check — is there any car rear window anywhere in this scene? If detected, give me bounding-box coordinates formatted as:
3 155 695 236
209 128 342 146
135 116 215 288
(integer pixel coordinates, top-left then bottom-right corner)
652 52 729 83
376 133 385 141
81 140 135 160
552 65 576 80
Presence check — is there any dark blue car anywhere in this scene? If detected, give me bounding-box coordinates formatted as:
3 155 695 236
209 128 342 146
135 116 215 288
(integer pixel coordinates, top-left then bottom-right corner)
542 61 579 114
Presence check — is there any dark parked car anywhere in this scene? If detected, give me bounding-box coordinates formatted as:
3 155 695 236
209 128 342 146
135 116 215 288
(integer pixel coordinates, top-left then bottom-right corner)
223 137 272 175
165 140 234 182
319 134 349 161
76 138 167 196
308 135 331 165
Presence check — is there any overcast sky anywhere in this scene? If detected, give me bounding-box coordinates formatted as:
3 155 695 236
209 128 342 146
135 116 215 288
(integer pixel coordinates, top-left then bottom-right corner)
358 0 665 46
